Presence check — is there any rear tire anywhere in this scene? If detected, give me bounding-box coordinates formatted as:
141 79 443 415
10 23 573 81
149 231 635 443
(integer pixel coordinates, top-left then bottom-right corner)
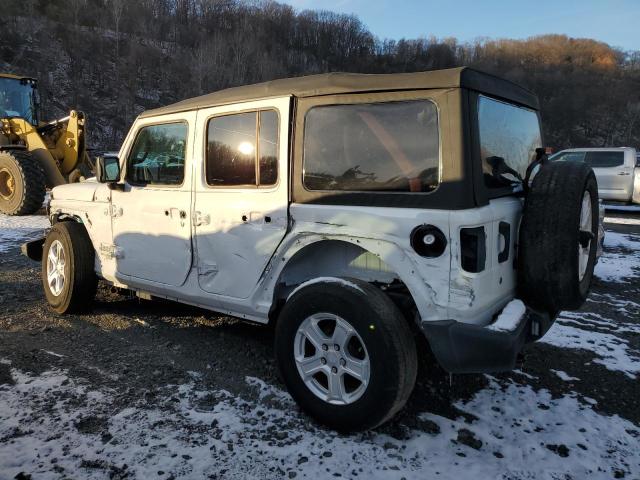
42 222 97 314
519 161 599 312
0 150 46 216
275 278 417 431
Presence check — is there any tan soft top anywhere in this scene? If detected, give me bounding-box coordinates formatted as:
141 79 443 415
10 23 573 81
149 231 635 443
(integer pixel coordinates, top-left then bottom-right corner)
140 66 538 118
0 73 36 81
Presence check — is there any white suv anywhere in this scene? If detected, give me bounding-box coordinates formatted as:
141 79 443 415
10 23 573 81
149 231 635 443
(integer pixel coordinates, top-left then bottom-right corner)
23 68 600 430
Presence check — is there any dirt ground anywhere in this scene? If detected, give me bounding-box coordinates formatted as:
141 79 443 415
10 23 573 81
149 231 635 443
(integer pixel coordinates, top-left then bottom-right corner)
0 209 639 480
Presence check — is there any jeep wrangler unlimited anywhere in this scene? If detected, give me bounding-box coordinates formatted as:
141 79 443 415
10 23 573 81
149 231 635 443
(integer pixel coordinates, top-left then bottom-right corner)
23 67 600 431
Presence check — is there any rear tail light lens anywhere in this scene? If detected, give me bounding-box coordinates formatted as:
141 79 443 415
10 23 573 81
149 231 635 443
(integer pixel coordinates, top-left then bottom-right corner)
460 227 486 273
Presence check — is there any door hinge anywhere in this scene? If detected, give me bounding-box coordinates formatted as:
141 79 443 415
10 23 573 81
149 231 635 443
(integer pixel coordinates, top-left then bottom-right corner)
193 211 210 226
100 243 123 259
198 262 218 276
105 204 123 218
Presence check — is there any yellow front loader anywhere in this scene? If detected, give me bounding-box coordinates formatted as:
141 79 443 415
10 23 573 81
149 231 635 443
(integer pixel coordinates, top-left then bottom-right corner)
0 73 93 215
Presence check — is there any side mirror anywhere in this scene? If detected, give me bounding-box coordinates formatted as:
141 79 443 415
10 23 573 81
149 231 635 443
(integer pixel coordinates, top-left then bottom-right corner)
96 155 120 183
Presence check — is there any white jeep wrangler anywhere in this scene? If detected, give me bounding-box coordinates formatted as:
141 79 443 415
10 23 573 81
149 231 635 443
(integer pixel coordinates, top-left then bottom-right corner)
24 67 600 431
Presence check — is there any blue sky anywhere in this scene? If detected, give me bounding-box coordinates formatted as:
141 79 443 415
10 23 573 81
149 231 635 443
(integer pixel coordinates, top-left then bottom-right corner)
278 0 639 51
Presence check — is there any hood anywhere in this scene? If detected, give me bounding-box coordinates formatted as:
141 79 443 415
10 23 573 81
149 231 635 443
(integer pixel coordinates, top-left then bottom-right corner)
51 179 99 202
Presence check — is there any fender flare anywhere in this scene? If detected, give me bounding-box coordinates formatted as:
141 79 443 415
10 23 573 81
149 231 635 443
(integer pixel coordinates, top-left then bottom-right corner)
258 232 448 323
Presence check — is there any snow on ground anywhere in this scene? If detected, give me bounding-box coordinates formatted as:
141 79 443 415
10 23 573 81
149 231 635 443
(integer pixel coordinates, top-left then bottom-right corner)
593 231 640 282
0 213 49 253
540 317 640 379
605 216 640 226
1 364 638 480
550 369 580 381
1 215 639 479
604 204 640 213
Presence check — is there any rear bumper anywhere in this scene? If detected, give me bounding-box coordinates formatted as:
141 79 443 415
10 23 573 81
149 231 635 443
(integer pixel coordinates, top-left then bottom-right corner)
421 303 555 374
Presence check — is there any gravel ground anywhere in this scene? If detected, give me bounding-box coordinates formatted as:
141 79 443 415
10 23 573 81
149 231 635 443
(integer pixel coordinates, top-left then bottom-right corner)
0 211 639 480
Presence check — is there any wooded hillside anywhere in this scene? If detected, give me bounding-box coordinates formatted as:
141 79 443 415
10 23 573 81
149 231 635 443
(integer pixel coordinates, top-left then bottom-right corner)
1 0 639 150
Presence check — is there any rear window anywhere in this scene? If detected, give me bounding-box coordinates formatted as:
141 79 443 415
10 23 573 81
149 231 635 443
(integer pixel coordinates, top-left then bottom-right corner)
478 96 542 190
552 151 625 168
303 100 439 193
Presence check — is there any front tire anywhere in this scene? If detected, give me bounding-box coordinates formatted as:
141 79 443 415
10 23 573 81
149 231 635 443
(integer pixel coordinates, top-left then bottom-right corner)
42 222 97 314
275 278 417 431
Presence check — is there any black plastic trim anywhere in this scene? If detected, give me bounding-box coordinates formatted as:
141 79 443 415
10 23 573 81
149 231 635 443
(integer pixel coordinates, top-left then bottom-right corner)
421 307 555 374
460 226 486 273
498 221 511 263
460 68 539 110
21 237 45 262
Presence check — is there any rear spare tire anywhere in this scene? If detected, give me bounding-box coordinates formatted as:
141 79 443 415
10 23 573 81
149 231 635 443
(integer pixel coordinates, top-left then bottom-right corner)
518 161 599 313
0 150 46 216
42 222 98 314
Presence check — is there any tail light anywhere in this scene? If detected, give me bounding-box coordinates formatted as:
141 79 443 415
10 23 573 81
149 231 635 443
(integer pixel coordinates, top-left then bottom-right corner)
460 227 486 273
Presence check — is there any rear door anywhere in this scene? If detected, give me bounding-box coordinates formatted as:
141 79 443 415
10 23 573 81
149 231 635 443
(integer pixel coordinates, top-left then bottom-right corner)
192 97 290 299
584 150 629 200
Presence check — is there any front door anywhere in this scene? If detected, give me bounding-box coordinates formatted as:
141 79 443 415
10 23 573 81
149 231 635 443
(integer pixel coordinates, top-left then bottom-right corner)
193 97 290 299
111 115 195 287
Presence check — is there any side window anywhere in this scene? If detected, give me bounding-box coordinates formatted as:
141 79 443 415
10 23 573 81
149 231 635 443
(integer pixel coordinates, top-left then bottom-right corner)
478 96 542 190
206 109 279 187
303 100 440 193
584 151 625 168
127 122 188 186
552 151 586 163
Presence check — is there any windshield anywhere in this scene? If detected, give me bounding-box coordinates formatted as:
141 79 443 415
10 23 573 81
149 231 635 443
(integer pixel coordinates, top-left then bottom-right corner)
478 95 542 191
0 77 38 125
303 100 440 193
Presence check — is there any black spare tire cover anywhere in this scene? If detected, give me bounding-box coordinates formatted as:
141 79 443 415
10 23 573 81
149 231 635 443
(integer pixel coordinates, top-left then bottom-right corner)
518 161 599 313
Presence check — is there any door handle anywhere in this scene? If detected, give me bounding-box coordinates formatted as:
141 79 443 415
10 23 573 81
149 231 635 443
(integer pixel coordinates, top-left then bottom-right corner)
618 172 630 176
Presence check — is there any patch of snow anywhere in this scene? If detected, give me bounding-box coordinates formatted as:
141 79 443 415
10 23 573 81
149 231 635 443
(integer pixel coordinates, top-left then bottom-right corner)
550 369 580 382
604 216 640 226
604 231 640 249
604 204 640 213
0 213 49 253
594 231 640 282
1 367 638 479
287 276 364 301
132 318 149 327
41 350 64 358
487 299 526 332
559 310 640 335
540 321 640 379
